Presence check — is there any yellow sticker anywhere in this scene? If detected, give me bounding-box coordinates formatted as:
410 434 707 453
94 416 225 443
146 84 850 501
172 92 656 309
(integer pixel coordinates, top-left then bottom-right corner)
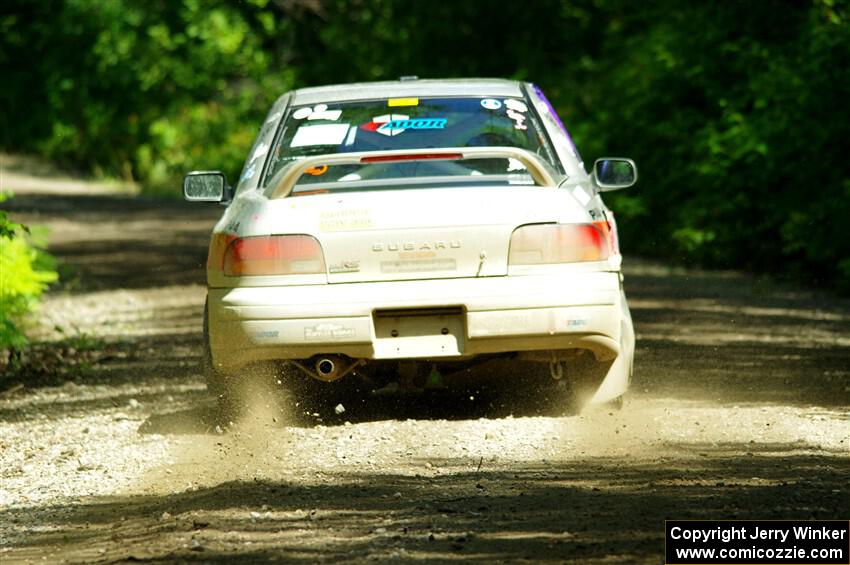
388 97 419 107
319 209 373 232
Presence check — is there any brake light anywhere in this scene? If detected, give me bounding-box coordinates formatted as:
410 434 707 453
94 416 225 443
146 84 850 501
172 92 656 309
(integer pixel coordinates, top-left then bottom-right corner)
360 152 463 163
509 223 610 264
223 235 325 276
591 220 618 256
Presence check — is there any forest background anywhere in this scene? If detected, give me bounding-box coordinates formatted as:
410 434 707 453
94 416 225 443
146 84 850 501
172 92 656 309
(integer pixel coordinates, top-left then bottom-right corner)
2 0 848 299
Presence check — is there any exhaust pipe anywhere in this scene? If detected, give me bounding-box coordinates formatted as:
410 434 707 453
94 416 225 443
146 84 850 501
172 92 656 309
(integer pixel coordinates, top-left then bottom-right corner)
291 355 365 382
316 357 339 380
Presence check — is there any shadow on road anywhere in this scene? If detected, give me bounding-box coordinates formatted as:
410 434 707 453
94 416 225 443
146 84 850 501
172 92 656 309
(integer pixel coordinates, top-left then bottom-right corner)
3 174 850 564
2 192 220 292
7 451 848 563
138 383 584 435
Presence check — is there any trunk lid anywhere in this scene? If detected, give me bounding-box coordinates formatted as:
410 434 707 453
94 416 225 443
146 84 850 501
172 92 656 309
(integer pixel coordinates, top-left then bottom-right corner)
260 186 590 283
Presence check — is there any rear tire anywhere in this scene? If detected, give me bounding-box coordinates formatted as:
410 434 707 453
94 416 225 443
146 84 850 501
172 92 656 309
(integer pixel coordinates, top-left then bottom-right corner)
202 299 244 419
603 394 625 411
498 353 614 416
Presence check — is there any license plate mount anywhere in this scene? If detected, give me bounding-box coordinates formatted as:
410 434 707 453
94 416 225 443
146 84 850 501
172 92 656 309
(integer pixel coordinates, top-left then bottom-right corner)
372 307 465 359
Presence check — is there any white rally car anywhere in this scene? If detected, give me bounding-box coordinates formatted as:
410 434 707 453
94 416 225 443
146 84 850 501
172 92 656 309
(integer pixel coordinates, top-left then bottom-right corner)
184 78 637 413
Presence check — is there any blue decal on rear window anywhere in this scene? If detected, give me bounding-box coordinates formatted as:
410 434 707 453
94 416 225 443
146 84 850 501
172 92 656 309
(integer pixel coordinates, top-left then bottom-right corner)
360 115 447 136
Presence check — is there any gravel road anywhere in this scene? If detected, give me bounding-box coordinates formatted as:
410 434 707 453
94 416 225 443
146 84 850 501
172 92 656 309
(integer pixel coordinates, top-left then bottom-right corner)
1 156 848 563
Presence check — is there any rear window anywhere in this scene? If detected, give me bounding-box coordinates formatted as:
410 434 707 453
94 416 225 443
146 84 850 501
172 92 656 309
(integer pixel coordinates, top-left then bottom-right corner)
262 96 560 194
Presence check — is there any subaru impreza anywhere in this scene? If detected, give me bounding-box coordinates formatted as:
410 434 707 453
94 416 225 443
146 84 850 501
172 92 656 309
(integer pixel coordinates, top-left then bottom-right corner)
184 78 637 413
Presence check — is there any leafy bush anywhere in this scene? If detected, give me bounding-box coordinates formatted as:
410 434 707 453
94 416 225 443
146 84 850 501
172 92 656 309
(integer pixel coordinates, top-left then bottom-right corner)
0 210 58 350
581 1 850 290
0 0 294 187
1 331 108 390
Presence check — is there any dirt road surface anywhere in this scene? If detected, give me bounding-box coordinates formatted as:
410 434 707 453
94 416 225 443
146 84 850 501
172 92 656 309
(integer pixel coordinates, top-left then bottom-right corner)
1 157 848 563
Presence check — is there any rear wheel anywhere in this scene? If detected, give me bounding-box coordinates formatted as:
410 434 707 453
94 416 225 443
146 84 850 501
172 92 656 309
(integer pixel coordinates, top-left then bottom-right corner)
202 299 258 419
201 300 223 391
602 395 625 411
502 352 615 416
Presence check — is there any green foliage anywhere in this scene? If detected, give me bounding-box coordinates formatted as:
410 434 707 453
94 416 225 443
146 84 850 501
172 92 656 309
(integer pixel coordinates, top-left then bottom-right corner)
0 0 293 186
1 330 108 390
0 211 58 349
1 0 849 290
586 0 850 289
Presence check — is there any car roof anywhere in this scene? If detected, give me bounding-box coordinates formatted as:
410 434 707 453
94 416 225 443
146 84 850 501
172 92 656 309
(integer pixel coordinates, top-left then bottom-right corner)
290 78 525 105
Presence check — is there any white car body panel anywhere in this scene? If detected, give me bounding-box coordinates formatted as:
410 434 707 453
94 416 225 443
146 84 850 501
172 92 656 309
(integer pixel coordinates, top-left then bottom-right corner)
210 186 604 286
196 78 636 406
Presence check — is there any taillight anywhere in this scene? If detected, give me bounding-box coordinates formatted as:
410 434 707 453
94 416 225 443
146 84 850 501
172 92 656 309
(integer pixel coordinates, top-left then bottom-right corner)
509 223 610 265
223 235 326 276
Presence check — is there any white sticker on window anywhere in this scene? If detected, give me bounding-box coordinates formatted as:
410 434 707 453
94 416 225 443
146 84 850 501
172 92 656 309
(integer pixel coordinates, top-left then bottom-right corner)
294 104 343 121
505 99 528 113
309 110 342 121
290 124 350 148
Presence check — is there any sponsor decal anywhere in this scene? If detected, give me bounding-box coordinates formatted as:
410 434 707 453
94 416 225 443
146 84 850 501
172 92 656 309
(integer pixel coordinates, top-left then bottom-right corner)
506 108 527 130
480 98 502 110
305 164 329 176
533 84 581 158
254 330 279 339
504 98 528 113
319 209 373 231
305 323 356 340
360 114 447 137
388 97 419 107
292 104 342 121
290 124 350 147
328 260 361 274
360 114 407 136
381 258 457 273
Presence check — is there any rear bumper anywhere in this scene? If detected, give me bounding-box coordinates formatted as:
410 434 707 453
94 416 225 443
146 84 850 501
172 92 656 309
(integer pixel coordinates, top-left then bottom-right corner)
208 271 628 372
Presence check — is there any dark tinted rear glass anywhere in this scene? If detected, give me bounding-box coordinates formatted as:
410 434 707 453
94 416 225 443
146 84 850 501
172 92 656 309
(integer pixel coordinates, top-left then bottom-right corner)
262 96 560 192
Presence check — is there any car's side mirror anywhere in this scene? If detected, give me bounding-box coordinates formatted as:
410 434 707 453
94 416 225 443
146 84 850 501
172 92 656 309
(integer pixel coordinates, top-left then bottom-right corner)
592 158 637 191
183 171 230 202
